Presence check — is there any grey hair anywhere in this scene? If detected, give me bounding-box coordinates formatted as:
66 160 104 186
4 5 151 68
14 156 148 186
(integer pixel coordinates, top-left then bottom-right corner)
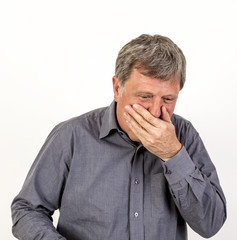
115 34 186 90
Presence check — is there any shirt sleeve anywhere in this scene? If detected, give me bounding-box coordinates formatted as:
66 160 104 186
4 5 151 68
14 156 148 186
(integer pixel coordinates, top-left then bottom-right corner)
161 124 227 238
11 122 73 240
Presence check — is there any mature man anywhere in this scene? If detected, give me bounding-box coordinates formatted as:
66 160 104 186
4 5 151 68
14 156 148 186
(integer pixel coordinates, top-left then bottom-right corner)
11 34 226 240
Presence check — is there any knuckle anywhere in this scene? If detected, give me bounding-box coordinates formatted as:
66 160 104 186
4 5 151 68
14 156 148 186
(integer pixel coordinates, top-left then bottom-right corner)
148 138 155 145
145 135 154 145
138 117 145 126
160 123 170 132
147 115 153 123
154 130 161 139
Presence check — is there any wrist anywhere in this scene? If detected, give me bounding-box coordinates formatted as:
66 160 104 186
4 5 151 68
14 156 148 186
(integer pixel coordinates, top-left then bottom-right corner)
161 143 182 162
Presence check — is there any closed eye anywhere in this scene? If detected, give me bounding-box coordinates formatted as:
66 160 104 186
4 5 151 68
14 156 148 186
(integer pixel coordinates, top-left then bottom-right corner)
139 95 154 102
141 95 152 99
138 93 154 99
162 97 176 103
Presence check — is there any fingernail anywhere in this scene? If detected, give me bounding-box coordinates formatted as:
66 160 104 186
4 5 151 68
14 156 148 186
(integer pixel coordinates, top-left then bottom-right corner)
133 104 139 109
125 105 131 111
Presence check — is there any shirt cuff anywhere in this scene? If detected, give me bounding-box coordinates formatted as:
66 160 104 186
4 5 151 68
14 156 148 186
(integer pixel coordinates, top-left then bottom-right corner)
160 146 196 185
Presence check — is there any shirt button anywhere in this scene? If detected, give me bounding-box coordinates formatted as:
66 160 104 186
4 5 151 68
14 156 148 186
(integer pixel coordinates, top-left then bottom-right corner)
134 179 140 184
134 212 139 218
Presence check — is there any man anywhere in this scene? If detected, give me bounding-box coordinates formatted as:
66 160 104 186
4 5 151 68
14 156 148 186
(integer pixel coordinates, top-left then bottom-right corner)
11 34 226 240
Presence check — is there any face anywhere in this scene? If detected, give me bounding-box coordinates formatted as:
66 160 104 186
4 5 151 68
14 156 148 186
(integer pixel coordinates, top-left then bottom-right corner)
113 68 180 141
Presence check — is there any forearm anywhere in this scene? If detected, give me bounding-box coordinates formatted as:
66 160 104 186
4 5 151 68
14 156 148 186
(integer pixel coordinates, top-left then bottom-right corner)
162 147 226 238
12 198 66 240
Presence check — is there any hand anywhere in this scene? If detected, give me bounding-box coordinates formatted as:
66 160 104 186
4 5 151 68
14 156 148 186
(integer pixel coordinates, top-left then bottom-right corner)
123 104 182 161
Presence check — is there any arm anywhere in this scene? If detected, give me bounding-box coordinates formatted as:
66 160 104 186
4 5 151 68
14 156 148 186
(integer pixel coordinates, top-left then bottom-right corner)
11 123 72 240
124 104 226 237
162 144 226 238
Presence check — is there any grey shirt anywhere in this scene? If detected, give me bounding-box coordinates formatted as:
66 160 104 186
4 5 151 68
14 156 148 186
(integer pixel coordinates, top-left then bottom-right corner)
11 101 226 240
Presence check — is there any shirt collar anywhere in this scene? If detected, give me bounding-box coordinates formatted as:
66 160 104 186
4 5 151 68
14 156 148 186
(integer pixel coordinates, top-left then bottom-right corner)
99 101 120 139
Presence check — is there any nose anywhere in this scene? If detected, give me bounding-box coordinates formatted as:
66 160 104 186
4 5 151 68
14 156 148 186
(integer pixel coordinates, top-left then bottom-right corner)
148 100 162 118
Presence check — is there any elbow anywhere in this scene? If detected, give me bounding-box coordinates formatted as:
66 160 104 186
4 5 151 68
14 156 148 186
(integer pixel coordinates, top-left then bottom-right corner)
197 191 227 238
196 212 227 239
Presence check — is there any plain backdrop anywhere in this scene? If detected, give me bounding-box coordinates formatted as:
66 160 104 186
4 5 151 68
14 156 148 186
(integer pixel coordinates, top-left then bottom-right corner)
1 0 236 239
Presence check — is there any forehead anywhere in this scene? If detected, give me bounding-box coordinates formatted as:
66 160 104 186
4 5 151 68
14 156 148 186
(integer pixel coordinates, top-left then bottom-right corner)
124 68 180 92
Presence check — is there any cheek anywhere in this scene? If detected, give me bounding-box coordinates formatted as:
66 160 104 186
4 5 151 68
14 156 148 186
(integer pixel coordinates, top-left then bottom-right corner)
165 103 176 116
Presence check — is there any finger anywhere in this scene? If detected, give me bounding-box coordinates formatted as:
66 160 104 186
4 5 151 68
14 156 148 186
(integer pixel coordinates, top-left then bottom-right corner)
161 106 171 123
124 105 154 131
124 112 150 142
132 104 161 127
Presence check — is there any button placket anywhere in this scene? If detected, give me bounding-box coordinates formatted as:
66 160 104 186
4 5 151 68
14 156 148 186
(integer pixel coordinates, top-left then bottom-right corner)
129 147 144 239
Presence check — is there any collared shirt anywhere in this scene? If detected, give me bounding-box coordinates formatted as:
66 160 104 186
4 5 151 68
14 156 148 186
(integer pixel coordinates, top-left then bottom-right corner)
11 101 226 240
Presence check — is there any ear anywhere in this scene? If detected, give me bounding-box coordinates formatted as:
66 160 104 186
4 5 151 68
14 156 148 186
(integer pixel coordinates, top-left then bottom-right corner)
112 76 121 102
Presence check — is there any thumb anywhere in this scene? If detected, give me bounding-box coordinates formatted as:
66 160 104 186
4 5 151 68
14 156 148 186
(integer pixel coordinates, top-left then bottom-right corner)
161 106 171 122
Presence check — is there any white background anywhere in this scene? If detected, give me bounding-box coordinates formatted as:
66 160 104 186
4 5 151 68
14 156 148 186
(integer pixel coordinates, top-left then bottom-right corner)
1 0 236 239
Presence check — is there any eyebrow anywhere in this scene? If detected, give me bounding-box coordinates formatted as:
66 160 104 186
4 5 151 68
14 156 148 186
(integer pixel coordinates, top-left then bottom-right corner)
162 94 178 98
135 91 178 98
135 91 154 95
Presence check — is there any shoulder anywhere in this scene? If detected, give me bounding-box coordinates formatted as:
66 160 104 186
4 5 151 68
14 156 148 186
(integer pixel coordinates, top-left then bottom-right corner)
65 106 107 129
171 113 193 130
171 113 199 145
48 106 108 139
